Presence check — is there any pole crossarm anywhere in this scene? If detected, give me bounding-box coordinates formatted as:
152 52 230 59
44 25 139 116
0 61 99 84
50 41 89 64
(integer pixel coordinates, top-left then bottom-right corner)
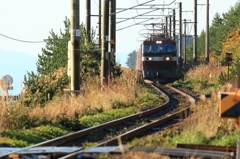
180 19 192 22
44 39 69 42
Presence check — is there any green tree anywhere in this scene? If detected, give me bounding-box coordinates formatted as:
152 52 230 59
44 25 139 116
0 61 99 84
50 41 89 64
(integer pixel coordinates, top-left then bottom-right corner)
186 1 240 62
23 18 121 107
209 13 226 58
212 12 223 27
37 19 70 75
126 50 137 69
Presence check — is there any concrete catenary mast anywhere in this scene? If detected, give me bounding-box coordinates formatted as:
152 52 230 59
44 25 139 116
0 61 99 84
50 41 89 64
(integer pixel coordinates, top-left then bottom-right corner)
85 0 91 42
193 0 197 62
178 2 182 68
205 0 209 62
101 0 109 85
70 0 80 91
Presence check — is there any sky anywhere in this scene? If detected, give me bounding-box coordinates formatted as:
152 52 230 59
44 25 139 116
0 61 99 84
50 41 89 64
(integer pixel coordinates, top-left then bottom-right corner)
0 0 239 94
0 0 239 57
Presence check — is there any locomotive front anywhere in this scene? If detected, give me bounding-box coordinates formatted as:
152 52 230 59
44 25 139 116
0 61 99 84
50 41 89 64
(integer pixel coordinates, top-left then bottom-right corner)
141 34 177 83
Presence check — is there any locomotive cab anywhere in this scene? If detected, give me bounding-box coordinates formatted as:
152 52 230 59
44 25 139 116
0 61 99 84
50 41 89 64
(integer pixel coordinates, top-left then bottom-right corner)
139 35 177 83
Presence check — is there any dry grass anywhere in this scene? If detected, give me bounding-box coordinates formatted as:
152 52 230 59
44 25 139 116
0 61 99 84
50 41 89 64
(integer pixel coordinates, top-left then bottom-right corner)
0 68 145 131
182 64 236 138
184 91 222 138
29 68 144 121
186 62 224 83
105 151 170 159
0 78 10 131
0 101 30 131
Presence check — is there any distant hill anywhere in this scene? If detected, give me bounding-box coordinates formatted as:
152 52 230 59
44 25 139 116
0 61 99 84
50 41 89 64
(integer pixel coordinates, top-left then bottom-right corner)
116 52 129 68
0 48 38 95
175 35 193 51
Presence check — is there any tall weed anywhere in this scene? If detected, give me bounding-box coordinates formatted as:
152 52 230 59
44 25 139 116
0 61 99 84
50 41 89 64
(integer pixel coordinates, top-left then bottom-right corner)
28 68 144 123
186 62 223 83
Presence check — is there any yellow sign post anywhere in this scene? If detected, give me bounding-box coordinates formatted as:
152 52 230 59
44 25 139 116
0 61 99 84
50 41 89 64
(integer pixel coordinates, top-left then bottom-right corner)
219 92 240 119
219 64 240 158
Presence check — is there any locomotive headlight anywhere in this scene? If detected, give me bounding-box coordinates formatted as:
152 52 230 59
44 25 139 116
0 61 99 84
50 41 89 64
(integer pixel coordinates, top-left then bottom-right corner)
146 57 152 61
156 41 162 44
165 57 170 61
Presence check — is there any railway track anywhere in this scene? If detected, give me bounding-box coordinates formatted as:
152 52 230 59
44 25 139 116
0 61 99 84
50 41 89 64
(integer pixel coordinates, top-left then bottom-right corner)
2 83 228 159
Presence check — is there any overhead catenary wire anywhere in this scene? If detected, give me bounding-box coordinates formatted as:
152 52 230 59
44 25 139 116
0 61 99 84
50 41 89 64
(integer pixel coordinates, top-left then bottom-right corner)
188 23 193 36
93 0 101 11
92 0 98 8
0 33 44 43
115 0 177 34
211 0 217 16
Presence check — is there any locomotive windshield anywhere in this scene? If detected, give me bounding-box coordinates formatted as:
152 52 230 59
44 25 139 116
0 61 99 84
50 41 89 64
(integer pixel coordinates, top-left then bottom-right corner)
142 44 175 53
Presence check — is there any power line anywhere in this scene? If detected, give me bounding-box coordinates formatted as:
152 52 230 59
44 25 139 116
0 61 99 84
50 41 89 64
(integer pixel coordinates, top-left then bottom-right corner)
92 0 100 10
0 33 44 43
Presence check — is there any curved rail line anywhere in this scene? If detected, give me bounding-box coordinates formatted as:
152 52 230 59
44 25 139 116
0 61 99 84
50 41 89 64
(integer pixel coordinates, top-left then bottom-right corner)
60 84 195 159
2 85 233 159
0 83 171 159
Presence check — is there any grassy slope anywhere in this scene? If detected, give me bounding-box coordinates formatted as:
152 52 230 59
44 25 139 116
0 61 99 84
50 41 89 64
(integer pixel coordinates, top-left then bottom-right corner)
126 26 240 148
0 68 166 147
2 26 240 148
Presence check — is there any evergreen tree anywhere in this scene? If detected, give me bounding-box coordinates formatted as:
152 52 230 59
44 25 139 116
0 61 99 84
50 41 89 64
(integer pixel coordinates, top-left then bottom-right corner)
212 12 223 27
126 50 137 69
209 13 226 58
196 30 205 61
23 17 121 107
185 1 240 63
37 19 69 75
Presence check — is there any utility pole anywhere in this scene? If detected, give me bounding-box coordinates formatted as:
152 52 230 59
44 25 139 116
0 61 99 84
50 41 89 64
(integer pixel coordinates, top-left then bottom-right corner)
98 0 102 46
169 16 172 39
163 26 166 35
101 0 109 85
109 0 116 55
173 9 176 41
178 2 182 68
205 0 210 62
184 19 187 64
165 16 168 37
193 0 197 62
85 0 91 42
70 0 80 91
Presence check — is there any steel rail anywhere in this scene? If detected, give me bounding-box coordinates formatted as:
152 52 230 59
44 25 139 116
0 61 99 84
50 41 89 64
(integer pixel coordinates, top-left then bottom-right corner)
177 144 236 152
59 84 195 159
0 84 169 159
